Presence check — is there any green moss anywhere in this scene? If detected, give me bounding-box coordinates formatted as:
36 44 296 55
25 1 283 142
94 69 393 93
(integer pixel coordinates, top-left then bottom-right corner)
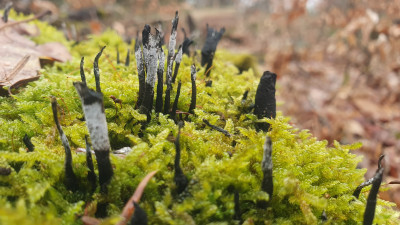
0 14 399 225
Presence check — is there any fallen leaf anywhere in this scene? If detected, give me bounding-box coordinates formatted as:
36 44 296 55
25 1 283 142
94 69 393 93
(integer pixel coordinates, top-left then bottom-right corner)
0 11 71 95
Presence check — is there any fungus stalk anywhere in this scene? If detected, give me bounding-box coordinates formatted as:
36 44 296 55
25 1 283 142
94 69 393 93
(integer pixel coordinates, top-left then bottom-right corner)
189 64 197 114
51 97 78 191
201 25 225 77
135 33 146 109
181 28 194 56
80 57 86 84
363 167 384 225
116 47 120 64
140 32 158 115
73 82 113 192
155 38 165 113
261 136 273 201
85 136 97 192
164 11 179 114
23 134 34 152
254 71 277 131
174 122 188 194
353 155 385 199
171 81 182 121
171 45 182 84
125 49 130 67
94 46 106 93
203 119 231 137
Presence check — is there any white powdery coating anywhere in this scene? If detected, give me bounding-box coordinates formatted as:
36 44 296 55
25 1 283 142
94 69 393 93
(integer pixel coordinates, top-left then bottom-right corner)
168 29 177 58
158 48 165 70
262 137 273 172
175 47 183 64
146 34 158 88
135 48 143 72
83 102 110 151
191 64 196 81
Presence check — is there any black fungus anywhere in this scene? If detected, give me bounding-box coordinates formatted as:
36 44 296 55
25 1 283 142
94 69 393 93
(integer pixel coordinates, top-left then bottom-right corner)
171 45 183 84
135 30 146 109
85 136 97 192
116 47 120 64
353 155 385 199
261 136 273 201
203 119 231 137
363 167 384 225
80 57 86 84
188 64 197 114
93 46 106 93
0 167 11 176
73 82 113 193
2 2 12 23
174 122 188 194
254 71 277 131
51 97 78 191
125 49 130 66
201 25 225 77
170 81 182 121
130 202 148 225
181 28 194 56
23 134 34 152
155 31 165 113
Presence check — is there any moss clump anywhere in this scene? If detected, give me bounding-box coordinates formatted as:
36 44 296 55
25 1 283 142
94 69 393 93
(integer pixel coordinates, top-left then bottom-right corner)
0 13 399 224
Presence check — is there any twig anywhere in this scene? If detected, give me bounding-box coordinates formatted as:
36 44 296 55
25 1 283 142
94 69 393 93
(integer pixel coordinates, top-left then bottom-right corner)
0 10 51 32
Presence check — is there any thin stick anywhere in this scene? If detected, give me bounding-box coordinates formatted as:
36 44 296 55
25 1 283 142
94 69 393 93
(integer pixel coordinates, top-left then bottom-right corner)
0 10 51 32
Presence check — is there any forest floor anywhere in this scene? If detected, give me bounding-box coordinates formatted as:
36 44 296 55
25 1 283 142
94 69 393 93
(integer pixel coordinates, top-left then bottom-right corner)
8 0 400 208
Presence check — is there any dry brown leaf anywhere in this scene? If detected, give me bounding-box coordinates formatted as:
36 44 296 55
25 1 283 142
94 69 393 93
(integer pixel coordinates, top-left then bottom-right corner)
0 12 71 95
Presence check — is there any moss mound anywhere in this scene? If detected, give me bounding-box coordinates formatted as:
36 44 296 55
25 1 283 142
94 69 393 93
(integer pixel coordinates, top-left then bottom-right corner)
0 12 399 224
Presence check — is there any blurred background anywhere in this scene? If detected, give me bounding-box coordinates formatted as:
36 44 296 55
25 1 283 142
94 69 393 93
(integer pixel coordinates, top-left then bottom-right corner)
3 0 400 208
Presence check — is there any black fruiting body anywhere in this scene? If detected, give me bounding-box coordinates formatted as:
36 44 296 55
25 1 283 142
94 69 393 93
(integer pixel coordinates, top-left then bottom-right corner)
94 46 106 93
171 45 182 84
363 167 384 225
0 167 11 176
155 35 165 113
85 136 97 192
23 134 34 152
125 49 130 67
51 97 78 191
201 25 225 77
130 202 148 225
189 64 197 114
140 32 158 115
254 71 277 131
116 47 120 64
135 34 146 109
174 123 188 194
203 119 231 137
73 82 113 193
181 28 194 56
233 191 241 221
165 11 179 115
2 2 12 23
353 155 385 199
80 57 86 84
170 81 182 121
261 136 273 201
